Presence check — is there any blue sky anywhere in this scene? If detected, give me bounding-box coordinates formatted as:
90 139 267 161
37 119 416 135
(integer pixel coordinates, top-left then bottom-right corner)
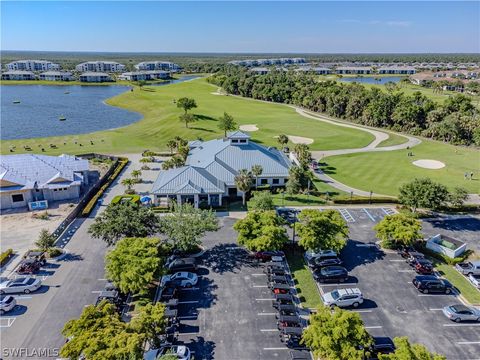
1 1 479 53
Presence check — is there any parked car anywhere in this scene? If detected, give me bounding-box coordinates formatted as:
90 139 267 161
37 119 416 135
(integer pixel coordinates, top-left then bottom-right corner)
144 345 191 360
23 250 47 265
397 246 417 259
406 251 425 266
468 274 480 289
272 294 294 308
0 277 42 294
442 304 480 322
277 314 302 329
313 266 349 283
95 290 123 307
0 295 17 315
304 249 337 262
322 288 363 308
414 258 434 275
276 208 299 223
268 275 289 284
289 350 311 359
308 256 342 269
159 285 178 301
277 304 298 316
16 259 42 275
456 261 480 276
254 251 285 262
367 337 395 359
412 275 453 294
166 258 197 274
161 272 198 288
272 283 292 294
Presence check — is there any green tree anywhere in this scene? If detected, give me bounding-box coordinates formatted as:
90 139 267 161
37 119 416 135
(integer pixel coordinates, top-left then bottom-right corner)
179 113 196 128
35 229 56 252
374 214 422 249
248 191 274 211
88 202 159 246
121 178 135 191
449 187 469 207
166 139 177 154
296 209 349 252
137 80 147 90
251 164 263 190
60 301 144 360
277 134 289 148
131 170 142 183
301 306 373 360
158 203 218 252
398 178 450 212
217 112 237 137
176 97 197 114
105 237 161 294
130 302 168 348
286 166 311 195
234 169 254 205
378 337 446 360
233 211 288 251
293 143 311 168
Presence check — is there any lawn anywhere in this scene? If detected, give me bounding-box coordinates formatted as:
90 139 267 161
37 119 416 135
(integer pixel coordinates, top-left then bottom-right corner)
285 250 323 309
377 132 410 147
325 140 480 195
1 78 374 155
435 264 480 305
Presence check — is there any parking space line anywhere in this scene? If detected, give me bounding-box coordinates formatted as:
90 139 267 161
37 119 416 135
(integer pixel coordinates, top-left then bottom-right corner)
398 269 415 273
252 273 265 276
91 290 102 294
456 341 480 345
181 287 199 291
362 208 376 222
389 259 405 262
178 301 199 304
382 207 396 216
0 318 16 328
178 316 197 320
443 323 480 327
364 326 383 329
429 308 443 311
13 295 32 300
178 332 199 336
98 278 107 281
256 298 273 301
257 313 276 316
339 208 355 223
260 329 278 332
263 347 289 350
320 283 358 286
253 285 269 288
356 244 376 248
352 310 373 313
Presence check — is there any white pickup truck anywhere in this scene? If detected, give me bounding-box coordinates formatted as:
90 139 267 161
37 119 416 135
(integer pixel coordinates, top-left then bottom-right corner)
455 261 480 276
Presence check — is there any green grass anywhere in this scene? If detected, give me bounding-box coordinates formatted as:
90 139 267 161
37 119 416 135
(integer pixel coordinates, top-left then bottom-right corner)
435 264 480 305
325 140 480 195
271 193 326 207
285 250 322 309
1 78 375 155
377 132 410 147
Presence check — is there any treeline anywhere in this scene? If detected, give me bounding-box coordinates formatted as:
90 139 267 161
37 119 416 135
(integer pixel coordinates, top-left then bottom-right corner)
208 68 480 146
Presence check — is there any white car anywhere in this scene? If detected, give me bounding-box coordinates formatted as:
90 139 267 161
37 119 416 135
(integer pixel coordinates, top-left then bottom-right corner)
0 295 17 315
161 272 198 288
468 274 480 289
322 288 363 308
144 345 191 360
0 277 42 294
304 249 337 262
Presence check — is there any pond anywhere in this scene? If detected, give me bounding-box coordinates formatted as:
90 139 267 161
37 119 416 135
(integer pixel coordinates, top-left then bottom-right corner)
0 75 201 140
339 76 404 85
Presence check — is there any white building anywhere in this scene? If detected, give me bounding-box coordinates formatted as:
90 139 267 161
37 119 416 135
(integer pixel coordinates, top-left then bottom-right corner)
377 66 416 75
39 71 74 81
296 66 331 75
250 67 270 75
75 61 126 73
336 67 373 75
135 61 181 72
119 70 170 81
79 72 113 83
6 60 60 72
229 58 306 67
1 70 36 80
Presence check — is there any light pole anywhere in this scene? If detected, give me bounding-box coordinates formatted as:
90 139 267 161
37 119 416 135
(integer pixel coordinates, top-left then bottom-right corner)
369 190 373 204
350 191 353 202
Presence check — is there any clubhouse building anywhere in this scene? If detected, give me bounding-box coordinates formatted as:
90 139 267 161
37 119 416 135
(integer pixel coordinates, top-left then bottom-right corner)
151 131 291 208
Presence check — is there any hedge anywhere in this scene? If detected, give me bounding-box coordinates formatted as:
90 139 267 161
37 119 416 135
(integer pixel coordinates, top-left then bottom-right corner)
111 194 141 205
152 207 171 213
0 249 14 267
334 197 398 204
81 157 128 216
419 245 471 266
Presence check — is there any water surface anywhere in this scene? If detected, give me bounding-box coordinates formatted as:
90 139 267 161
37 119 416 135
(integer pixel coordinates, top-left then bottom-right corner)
339 76 403 85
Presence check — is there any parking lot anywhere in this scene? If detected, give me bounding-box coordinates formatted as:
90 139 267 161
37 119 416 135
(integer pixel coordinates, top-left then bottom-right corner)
173 217 310 360
314 207 480 360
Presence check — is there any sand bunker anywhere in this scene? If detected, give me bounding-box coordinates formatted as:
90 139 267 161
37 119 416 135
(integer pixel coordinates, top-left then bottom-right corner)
239 124 259 132
287 135 314 145
412 159 446 169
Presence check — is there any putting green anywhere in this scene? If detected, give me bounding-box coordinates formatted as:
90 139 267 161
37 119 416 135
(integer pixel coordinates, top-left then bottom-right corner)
1 78 374 155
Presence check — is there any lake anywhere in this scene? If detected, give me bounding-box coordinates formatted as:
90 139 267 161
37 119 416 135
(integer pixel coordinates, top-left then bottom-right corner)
0 75 201 140
339 76 403 84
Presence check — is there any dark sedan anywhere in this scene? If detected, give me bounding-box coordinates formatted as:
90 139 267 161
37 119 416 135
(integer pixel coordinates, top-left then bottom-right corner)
254 251 285 262
313 266 349 283
412 275 453 294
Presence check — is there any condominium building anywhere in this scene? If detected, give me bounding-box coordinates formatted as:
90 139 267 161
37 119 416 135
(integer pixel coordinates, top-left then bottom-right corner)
75 61 126 73
6 60 60 72
229 58 306 67
377 66 416 75
335 67 373 75
135 61 182 72
1 70 36 80
39 71 74 81
79 72 113 82
119 70 170 81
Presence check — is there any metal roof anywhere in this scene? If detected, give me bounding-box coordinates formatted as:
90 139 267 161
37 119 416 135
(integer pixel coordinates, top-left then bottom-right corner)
151 166 224 195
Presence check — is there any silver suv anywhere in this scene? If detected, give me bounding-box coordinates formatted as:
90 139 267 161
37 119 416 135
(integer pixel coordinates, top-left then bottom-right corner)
322 288 363 308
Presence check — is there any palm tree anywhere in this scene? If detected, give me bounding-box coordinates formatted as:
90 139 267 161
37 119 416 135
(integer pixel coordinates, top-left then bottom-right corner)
171 155 185 168
166 139 177 154
234 169 254 206
277 134 289 151
131 170 142 183
121 178 135 192
251 165 263 190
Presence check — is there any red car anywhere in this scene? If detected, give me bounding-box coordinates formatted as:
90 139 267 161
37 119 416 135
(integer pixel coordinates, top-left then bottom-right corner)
16 259 41 275
254 251 285 262
414 258 434 275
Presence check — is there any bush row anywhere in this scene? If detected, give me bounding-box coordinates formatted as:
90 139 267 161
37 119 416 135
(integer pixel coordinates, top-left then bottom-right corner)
0 249 14 267
111 194 141 205
81 158 129 216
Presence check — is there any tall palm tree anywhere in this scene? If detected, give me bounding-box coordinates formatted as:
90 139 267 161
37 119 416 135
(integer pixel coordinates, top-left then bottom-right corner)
251 165 263 190
131 170 142 183
166 139 177 154
121 178 135 192
234 169 254 206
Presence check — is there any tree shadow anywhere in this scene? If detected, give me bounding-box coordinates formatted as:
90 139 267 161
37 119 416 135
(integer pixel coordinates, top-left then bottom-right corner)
176 336 216 360
189 127 216 133
193 114 217 121
57 253 84 262
201 243 260 275
423 218 480 234
340 240 386 271
319 165 337 175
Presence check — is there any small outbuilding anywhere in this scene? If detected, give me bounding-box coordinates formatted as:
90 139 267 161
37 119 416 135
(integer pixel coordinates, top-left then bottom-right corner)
426 234 467 259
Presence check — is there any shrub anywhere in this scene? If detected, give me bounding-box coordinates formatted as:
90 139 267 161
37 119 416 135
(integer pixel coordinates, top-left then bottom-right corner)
37 211 50 220
141 165 151 170
35 229 56 251
48 248 63 258
124 189 136 195
111 195 141 205
0 249 13 267
418 244 471 265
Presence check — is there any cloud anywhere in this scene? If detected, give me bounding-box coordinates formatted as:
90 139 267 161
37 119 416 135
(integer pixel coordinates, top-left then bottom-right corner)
340 19 412 27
